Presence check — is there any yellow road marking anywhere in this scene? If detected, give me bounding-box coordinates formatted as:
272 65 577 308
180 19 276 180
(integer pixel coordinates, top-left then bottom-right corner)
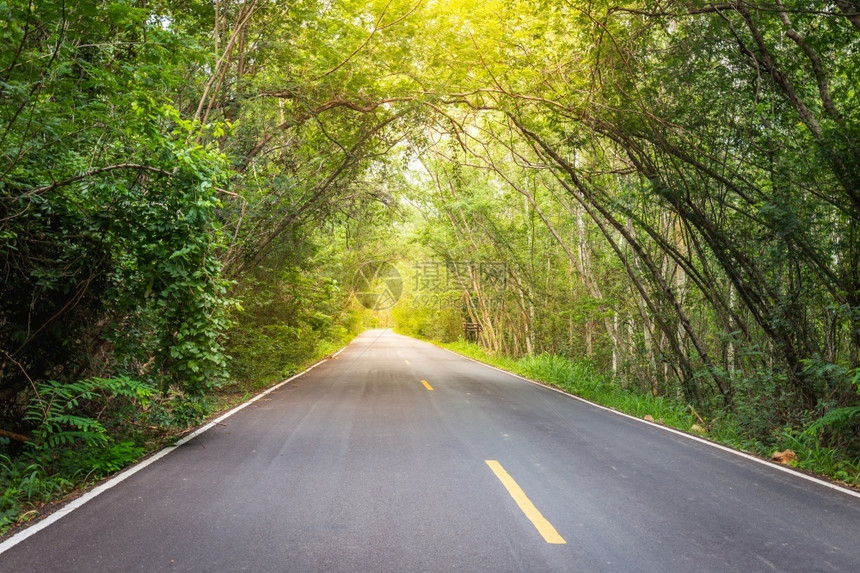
421 379 434 391
405 360 411 365
485 460 566 544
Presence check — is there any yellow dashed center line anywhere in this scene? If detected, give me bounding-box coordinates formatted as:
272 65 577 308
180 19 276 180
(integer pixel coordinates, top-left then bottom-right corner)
485 460 566 544
421 379 434 391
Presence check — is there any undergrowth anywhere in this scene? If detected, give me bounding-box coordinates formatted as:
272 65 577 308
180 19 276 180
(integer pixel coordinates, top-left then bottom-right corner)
0 330 356 535
441 340 860 487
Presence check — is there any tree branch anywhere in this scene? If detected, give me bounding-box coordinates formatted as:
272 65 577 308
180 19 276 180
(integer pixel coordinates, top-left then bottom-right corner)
776 0 842 123
16 163 173 198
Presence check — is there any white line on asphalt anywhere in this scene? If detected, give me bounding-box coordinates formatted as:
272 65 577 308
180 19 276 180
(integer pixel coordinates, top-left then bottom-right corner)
426 339 860 501
0 349 342 556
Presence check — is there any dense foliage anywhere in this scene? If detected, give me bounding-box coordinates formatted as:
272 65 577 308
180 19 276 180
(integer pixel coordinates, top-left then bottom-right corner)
393 0 860 470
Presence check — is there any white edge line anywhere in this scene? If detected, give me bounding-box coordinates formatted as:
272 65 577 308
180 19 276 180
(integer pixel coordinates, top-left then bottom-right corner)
434 343 860 501
0 350 341 556
331 345 348 358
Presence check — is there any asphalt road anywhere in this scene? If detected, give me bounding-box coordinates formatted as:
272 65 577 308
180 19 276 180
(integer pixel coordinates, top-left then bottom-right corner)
1 329 859 572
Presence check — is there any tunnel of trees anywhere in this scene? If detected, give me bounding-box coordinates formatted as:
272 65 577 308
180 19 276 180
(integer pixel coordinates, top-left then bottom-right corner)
1 0 859 529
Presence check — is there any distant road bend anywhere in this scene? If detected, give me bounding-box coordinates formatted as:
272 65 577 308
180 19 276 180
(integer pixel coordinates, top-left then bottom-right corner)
1 329 859 572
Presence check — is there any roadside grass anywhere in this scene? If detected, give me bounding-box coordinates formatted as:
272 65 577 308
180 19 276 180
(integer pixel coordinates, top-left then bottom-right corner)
443 341 693 429
3 331 856 537
0 334 356 536
440 340 860 488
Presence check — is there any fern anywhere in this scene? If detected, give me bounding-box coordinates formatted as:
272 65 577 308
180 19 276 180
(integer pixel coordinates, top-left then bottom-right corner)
807 406 860 436
85 441 146 475
24 376 154 451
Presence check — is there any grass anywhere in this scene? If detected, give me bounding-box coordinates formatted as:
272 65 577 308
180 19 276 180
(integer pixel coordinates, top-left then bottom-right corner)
0 333 359 536
439 339 860 488
445 341 694 430
3 331 856 536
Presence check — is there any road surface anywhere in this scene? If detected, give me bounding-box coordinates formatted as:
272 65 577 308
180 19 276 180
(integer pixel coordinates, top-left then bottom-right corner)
1 329 859 572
